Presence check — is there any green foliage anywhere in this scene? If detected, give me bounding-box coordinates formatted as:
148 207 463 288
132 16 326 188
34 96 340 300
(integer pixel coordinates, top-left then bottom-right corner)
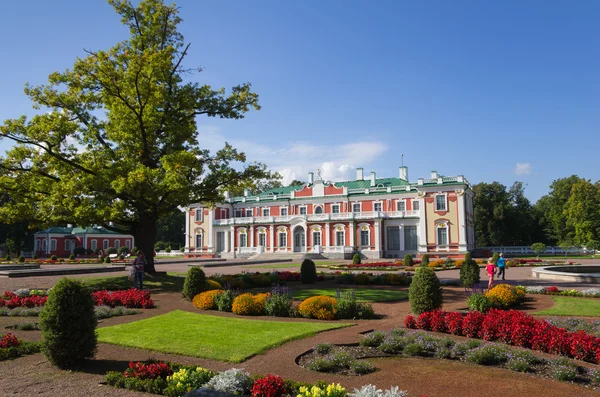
182 267 206 301
105 371 167 395
165 245 171 253
4 254 10 261
491 252 499 264
68 254 75 260
39 278 97 368
18 256 25 263
0 0 275 274
50 255 57 261
420 254 429 267
460 252 480 288
403 254 414 267
531 243 547 257
467 293 492 312
214 289 237 312
300 259 317 284
352 253 361 265
0 340 41 361
334 290 375 319
104 256 111 263
408 267 443 315
73 247 86 255
106 247 118 255
118 246 130 256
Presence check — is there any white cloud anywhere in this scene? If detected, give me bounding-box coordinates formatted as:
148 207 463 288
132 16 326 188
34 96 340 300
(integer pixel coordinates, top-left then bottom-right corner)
196 126 388 185
514 162 532 176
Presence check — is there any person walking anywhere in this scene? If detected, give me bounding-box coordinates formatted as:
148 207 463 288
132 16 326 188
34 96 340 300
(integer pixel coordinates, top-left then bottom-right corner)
132 250 146 290
486 257 497 290
497 253 506 281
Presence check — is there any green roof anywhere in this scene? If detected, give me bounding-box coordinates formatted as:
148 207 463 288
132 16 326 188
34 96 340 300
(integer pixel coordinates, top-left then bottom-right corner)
37 226 123 235
334 177 409 189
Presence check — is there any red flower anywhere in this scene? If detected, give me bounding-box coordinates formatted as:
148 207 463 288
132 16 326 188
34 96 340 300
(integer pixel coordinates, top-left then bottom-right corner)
404 315 417 329
123 361 172 379
251 375 286 397
0 332 20 349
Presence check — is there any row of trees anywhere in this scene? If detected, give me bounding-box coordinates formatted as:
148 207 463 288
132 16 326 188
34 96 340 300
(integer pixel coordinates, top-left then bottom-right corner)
474 176 600 249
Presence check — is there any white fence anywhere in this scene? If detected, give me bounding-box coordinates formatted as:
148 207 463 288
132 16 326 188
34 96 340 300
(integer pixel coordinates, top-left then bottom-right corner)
480 246 593 255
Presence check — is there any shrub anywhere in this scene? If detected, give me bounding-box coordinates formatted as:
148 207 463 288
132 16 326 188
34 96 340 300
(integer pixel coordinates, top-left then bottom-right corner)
335 289 374 319
491 252 500 265
205 279 222 291
348 385 408 397
265 285 293 317
350 360 376 375
420 254 429 267
485 284 524 309
506 350 539 372
378 336 406 354
403 315 416 329
39 278 97 368
307 357 336 372
403 254 413 267
215 289 237 312
182 267 206 301
164 366 214 397
465 344 509 365
460 252 480 288
192 290 223 310
50 255 57 261
462 311 485 338
354 273 370 285
446 312 463 335
106 247 118 255
467 293 492 312
352 253 361 265
73 247 86 255
300 259 317 284
250 274 271 288
298 296 337 320
251 375 287 397
360 331 386 347
232 293 268 316
204 368 253 395
315 343 333 354
104 256 111 263
4 254 11 261
408 267 442 315
165 245 172 253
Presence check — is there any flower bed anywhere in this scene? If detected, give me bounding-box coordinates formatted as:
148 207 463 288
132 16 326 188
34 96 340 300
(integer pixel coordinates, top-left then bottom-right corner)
467 284 526 312
405 309 600 364
106 360 410 397
0 332 41 361
92 289 155 308
0 291 48 308
522 285 600 298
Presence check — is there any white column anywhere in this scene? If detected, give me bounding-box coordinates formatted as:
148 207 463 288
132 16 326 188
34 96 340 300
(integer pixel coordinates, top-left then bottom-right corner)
350 223 355 248
207 209 213 251
269 225 274 252
225 228 231 252
184 208 190 252
325 224 330 248
417 199 427 253
374 221 381 253
457 193 467 249
250 226 254 248
399 225 405 251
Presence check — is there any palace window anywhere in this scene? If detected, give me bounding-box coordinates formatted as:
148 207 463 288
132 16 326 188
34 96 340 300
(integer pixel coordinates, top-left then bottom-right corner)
299 206 307 215
360 228 370 246
51 239 57 251
258 231 266 247
196 234 203 248
352 203 361 213
65 240 72 252
413 200 420 210
42 240 47 252
335 230 345 246
279 231 287 247
126 240 131 250
103 240 109 250
437 224 448 246
239 233 247 248
280 207 288 216
435 194 447 211
115 240 120 249
91 240 97 251
195 209 203 222
397 201 406 211
312 230 321 246
331 204 340 214
374 202 382 212
262 208 270 216
314 206 323 214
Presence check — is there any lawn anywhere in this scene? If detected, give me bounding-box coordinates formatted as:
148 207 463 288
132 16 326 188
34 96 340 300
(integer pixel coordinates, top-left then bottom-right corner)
292 288 408 302
83 272 186 292
535 296 600 317
96 310 351 362
248 261 339 269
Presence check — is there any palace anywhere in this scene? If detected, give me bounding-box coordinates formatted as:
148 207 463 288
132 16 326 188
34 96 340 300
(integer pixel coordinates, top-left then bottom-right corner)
184 167 475 260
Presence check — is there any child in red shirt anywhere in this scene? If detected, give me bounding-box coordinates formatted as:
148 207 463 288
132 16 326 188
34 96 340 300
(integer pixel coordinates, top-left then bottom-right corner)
486 257 497 290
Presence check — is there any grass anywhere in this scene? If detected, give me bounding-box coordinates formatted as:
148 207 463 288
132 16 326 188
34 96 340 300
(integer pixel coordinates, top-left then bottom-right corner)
535 296 600 317
82 272 186 292
248 261 339 269
292 288 408 302
96 310 351 362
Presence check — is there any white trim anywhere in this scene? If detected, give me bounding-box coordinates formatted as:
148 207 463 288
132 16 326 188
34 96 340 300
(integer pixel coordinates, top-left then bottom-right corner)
331 204 341 214
280 206 288 216
358 223 371 247
333 223 346 246
298 205 307 215
313 204 324 214
435 220 449 247
412 200 420 211
435 193 448 212
262 207 270 216
351 202 362 213
396 200 406 211
373 200 383 212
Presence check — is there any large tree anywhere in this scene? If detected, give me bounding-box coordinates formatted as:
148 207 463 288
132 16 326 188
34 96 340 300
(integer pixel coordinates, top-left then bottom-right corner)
563 179 600 246
472 182 512 246
0 0 275 272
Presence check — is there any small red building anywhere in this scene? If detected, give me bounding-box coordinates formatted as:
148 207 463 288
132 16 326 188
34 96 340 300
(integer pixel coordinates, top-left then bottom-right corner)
33 225 135 258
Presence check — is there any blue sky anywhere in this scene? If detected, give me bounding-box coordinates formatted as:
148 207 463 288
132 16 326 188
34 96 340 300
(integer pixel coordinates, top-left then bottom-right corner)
0 1 598 202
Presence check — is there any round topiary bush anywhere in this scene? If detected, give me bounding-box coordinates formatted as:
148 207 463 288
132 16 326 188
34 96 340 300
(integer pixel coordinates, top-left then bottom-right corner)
403 254 414 267
18 256 25 263
50 255 57 261
408 267 443 315
491 252 500 265
39 278 97 368
68 254 75 260
352 253 361 265
5 254 11 261
73 247 86 256
33 254 38 259
420 254 430 267
298 296 338 320
117 246 130 256
104 256 111 264
183 266 206 301
300 259 317 284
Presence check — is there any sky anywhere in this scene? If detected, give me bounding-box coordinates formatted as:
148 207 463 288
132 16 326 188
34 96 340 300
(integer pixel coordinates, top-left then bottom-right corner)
0 0 598 203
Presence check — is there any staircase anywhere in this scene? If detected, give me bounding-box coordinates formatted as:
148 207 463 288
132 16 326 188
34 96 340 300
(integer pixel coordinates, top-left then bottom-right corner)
247 252 328 261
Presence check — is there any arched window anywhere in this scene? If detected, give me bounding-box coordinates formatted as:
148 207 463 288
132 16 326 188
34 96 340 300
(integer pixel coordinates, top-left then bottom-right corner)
359 224 370 247
238 228 247 247
314 206 323 214
334 225 345 246
436 221 449 246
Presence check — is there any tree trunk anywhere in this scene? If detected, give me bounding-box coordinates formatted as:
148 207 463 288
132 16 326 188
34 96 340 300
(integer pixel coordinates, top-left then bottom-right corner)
133 216 157 274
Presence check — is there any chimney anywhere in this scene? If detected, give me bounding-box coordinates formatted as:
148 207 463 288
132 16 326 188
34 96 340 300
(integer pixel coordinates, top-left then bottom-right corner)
431 170 438 178
308 172 314 185
356 167 364 180
399 166 408 181
243 188 249 197
370 171 376 187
